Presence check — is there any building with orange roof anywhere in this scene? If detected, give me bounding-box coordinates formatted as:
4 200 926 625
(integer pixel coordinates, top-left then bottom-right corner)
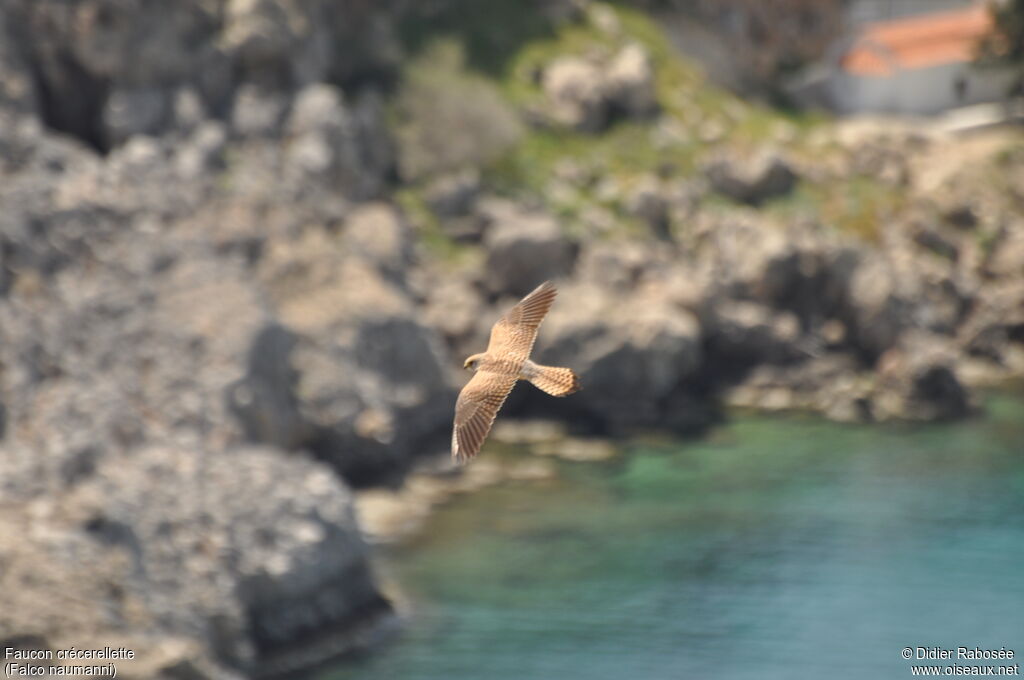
794 0 1017 115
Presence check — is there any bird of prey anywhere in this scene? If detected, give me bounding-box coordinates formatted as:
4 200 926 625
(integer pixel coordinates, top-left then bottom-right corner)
452 281 579 463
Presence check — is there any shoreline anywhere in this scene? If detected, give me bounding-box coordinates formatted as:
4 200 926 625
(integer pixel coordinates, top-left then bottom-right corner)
356 379 1024 547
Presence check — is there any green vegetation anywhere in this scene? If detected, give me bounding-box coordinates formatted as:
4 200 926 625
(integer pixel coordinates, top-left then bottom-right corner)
389 1 938 248
394 187 481 266
487 3 779 191
392 41 523 181
764 175 907 242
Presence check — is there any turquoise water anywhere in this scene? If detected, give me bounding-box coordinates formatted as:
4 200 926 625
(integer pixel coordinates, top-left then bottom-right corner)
326 396 1024 680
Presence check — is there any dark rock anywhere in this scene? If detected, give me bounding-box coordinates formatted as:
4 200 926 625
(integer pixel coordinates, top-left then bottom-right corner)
983 219 1024 279
909 364 969 420
13 444 388 675
425 170 481 218
544 0 590 25
348 88 396 192
542 43 657 132
726 353 873 422
958 281 1024 364
3 0 403 151
625 176 672 240
481 200 578 297
875 333 971 421
542 56 608 132
422 274 488 354
574 240 655 292
171 86 208 133
838 255 910 360
0 100 408 671
604 43 657 119
943 203 978 230
256 232 454 484
911 222 959 261
534 284 702 430
341 202 413 283
693 216 855 330
230 84 289 138
0 8 37 114
283 84 392 200
700 301 804 376
175 121 227 179
103 87 171 147
228 323 307 451
847 138 910 186
704 149 798 205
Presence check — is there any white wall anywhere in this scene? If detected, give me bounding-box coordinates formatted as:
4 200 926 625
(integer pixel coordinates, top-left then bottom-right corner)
830 63 1016 115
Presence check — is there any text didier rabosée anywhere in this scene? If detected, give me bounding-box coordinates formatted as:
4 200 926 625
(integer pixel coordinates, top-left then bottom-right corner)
915 648 1015 660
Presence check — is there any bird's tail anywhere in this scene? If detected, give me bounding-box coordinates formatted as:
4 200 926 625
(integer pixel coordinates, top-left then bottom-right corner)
526 364 580 397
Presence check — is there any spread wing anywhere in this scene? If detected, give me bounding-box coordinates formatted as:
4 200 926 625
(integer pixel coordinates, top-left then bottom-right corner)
452 370 518 463
486 281 558 364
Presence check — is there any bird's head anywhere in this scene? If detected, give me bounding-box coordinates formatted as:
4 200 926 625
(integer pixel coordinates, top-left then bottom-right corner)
463 354 484 371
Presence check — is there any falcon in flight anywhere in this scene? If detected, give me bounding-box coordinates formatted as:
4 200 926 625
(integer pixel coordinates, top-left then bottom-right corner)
452 281 579 463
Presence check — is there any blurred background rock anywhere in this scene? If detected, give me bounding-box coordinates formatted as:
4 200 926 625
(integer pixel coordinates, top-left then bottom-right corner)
1 0 1022 677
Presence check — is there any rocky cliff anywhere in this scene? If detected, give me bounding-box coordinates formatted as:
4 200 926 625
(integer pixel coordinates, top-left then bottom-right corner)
1 1 1022 677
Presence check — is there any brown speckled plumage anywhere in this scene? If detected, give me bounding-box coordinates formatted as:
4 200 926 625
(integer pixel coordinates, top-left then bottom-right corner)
452 281 580 464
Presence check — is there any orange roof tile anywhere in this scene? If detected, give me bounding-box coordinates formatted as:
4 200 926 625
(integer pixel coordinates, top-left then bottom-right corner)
842 4 994 76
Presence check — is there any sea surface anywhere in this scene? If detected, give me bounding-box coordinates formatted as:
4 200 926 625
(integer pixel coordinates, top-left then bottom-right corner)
325 394 1024 680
